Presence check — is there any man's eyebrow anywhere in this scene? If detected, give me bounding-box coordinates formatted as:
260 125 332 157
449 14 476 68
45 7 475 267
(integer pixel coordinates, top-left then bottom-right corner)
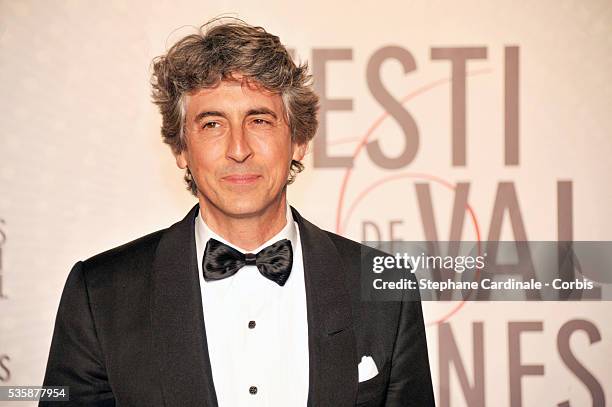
194 111 226 122
246 107 278 120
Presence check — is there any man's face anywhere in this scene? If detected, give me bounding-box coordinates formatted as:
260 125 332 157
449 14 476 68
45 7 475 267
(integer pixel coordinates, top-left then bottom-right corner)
176 78 306 218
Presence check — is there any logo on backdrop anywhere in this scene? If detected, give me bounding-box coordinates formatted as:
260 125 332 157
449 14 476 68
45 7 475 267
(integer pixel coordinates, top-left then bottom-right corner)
305 45 604 407
310 45 577 312
309 46 571 242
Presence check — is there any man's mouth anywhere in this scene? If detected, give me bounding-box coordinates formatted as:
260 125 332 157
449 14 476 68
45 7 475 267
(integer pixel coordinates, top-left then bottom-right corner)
221 174 262 184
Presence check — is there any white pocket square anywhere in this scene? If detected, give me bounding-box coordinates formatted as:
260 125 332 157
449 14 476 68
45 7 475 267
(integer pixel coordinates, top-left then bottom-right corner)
358 355 379 382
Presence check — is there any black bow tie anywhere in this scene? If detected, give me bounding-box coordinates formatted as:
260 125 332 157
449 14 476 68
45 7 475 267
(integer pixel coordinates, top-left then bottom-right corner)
202 238 293 286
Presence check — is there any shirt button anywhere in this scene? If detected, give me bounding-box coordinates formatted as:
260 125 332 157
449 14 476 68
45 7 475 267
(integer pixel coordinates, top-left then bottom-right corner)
248 320 256 329
249 386 258 395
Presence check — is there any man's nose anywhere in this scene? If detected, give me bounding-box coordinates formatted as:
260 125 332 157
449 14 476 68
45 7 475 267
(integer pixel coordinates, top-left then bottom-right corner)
226 126 253 163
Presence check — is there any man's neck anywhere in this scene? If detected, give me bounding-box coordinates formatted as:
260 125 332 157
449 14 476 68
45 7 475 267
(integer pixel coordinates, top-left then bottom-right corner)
198 196 288 252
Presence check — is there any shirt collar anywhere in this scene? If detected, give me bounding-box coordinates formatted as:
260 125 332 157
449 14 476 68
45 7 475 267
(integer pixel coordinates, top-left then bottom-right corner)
195 203 297 256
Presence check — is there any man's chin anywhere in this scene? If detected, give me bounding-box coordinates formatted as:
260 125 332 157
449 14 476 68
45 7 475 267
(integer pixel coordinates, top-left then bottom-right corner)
197 188 286 219
204 199 274 220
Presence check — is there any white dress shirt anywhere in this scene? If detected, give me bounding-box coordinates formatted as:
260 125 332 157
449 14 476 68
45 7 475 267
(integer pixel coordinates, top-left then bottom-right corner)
195 203 310 406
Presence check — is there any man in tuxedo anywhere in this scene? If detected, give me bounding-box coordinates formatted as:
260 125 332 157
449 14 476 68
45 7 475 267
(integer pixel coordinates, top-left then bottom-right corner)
42 19 435 406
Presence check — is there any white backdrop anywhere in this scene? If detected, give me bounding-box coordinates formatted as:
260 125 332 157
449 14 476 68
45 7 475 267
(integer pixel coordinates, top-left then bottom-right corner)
1 1 611 406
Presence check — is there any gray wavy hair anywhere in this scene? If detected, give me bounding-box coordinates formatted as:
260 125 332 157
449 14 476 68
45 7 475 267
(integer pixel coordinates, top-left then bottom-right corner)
150 18 319 195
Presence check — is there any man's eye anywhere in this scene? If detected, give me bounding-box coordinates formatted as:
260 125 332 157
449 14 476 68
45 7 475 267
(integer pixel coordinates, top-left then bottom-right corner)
252 119 271 126
202 121 220 129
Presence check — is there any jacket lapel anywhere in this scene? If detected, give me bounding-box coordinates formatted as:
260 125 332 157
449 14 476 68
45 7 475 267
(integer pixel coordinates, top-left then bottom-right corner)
150 204 218 407
291 206 358 407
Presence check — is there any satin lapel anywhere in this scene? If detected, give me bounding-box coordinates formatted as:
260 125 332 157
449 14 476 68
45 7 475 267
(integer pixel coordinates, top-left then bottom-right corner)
151 204 218 407
291 206 358 407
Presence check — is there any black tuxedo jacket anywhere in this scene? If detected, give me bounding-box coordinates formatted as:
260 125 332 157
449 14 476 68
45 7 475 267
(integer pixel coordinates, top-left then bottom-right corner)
42 205 435 406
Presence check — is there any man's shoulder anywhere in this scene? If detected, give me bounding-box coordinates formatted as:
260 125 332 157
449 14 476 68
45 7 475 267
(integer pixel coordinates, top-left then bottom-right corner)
80 228 167 274
316 226 399 293
74 205 199 284
323 229 363 255
294 208 383 263
321 229 384 265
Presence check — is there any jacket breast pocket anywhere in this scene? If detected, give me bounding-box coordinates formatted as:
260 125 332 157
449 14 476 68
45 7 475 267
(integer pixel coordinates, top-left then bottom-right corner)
355 360 390 406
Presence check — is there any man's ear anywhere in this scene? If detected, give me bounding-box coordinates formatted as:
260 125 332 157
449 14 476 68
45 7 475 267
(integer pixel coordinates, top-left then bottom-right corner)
175 149 188 169
292 142 308 162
